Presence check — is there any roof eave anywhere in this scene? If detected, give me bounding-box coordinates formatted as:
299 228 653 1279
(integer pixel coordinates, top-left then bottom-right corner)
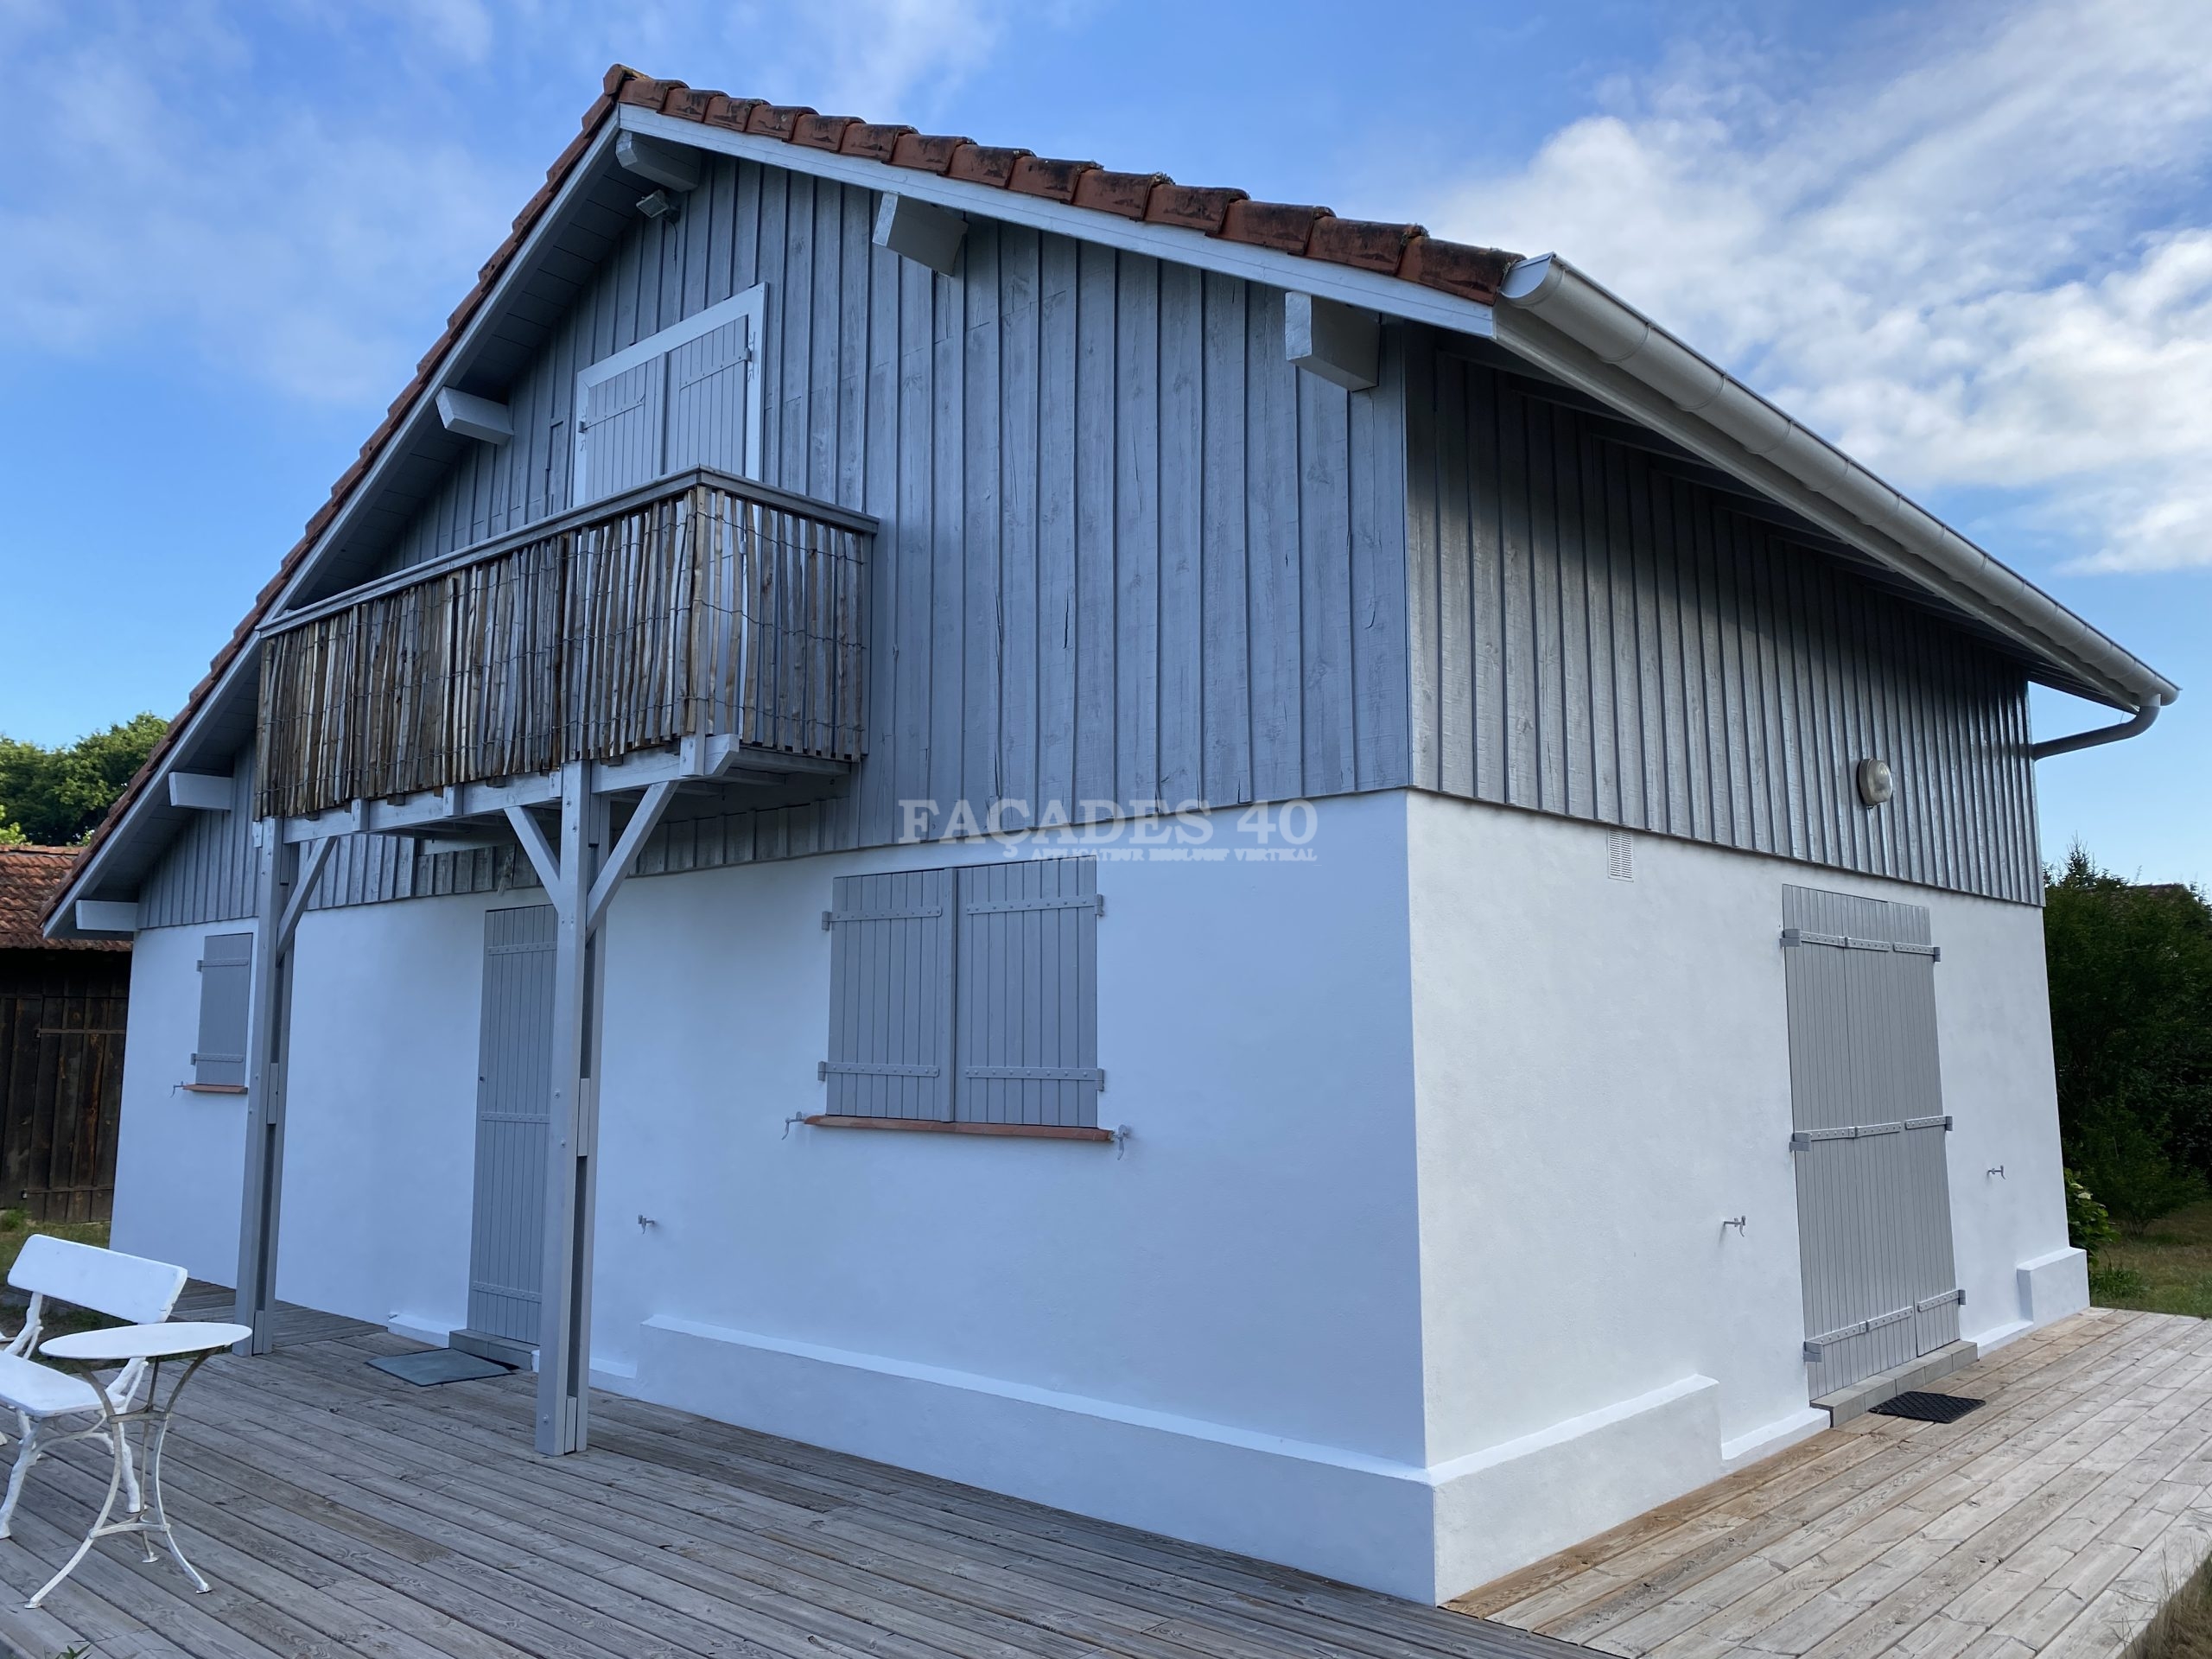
42 118 630 940
1491 253 2178 714
615 106 1503 341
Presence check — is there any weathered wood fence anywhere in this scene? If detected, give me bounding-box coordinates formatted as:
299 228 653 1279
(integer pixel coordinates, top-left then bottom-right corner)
257 470 870 819
0 957 128 1223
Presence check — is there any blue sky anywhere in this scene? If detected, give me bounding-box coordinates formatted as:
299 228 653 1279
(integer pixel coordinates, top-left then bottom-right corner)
1 0 2205 883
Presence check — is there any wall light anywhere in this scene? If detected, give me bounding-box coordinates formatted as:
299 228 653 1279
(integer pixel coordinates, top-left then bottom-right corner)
1856 757 1895 806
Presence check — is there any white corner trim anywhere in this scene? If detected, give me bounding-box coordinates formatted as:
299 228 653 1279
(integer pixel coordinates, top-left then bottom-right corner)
617 106 1499 341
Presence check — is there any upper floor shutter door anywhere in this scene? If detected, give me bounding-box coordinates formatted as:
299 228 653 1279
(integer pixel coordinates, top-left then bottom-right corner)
574 360 665 505
571 286 765 509
664 316 754 477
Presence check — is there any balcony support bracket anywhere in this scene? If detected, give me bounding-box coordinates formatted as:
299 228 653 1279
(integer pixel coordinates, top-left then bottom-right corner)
521 765 678 1457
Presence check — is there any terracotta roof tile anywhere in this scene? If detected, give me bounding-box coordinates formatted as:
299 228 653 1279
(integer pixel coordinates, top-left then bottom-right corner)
1007 156 1096 201
1306 216 1425 274
1397 234 1514 303
791 114 859 151
946 144 1032 188
1145 184 1248 235
1073 168 1166 219
838 123 914 161
701 94 766 133
1218 200 1332 252
3 849 124 951
48 60 1521 931
890 132 971 174
746 104 815 139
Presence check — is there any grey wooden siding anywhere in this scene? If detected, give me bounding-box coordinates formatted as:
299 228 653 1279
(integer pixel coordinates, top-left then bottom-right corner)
138 760 257 928
1404 340 2040 905
136 156 2045 927
377 154 1412 841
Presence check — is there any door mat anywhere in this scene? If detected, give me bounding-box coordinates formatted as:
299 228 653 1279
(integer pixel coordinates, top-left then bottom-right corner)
368 1348 515 1387
1871 1390 1984 1424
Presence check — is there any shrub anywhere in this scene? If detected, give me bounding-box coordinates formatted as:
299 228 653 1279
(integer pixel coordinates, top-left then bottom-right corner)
2067 1169 2119 1260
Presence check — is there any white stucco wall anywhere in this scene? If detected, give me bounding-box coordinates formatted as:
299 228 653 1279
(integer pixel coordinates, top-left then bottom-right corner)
111 919 252 1284
1404 793 2075 1599
276 892 502 1338
105 785 2077 1605
588 792 1435 1592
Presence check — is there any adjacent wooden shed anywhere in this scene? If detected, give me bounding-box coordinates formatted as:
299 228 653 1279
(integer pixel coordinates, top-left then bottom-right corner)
0 848 127 1221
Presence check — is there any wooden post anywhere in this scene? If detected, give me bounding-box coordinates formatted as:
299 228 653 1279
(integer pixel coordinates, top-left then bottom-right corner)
513 768 677 1454
232 822 333 1355
533 762 603 1452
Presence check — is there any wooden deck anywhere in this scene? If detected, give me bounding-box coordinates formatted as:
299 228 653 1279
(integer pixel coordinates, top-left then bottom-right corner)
0 1298 1588 1659
1453 1308 2212 1658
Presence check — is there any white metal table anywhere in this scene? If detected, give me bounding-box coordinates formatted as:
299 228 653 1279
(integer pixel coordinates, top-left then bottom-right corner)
30 1320 249 1609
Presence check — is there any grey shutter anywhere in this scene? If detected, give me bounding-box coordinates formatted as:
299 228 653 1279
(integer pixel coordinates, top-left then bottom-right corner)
575 357 666 505
664 317 753 477
1783 886 1962 1397
467 906 557 1346
823 868 955 1121
957 858 1101 1128
192 931 254 1088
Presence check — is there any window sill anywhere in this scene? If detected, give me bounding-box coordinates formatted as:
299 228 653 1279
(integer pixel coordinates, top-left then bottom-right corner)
178 1083 248 1096
803 1115 1113 1143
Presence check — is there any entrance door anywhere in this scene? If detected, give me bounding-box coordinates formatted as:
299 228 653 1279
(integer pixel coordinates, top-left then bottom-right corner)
463 905 557 1357
1783 885 1963 1398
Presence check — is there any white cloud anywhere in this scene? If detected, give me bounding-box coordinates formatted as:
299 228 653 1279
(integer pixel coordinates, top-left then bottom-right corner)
0 0 1027 407
1427 0 2212 574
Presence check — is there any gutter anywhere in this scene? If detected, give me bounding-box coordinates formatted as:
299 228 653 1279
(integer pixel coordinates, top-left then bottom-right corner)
1491 254 2180 717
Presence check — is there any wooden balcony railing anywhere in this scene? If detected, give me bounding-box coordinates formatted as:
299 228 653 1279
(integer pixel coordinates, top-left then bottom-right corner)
256 469 870 820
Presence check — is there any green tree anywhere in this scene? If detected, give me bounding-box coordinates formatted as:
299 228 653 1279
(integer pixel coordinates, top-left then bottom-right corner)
0 714 169 846
2045 846 2212 1225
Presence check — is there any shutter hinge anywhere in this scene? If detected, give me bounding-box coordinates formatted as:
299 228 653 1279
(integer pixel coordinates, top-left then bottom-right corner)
821 910 831 931
1096 893 1106 918
817 1060 826 1081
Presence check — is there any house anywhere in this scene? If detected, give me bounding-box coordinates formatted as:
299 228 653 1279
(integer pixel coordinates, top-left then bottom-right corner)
0 847 128 1221
44 66 2176 1605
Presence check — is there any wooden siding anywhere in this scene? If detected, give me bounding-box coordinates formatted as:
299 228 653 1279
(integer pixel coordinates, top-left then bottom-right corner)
1404 340 2041 905
0 952 129 1222
137 760 257 929
377 155 1413 838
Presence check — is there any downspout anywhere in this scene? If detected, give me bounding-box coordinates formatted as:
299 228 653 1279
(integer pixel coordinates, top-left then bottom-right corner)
2030 697 2163 761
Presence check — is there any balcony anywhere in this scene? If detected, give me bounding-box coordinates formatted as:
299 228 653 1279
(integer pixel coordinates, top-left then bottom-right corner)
255 469 871 823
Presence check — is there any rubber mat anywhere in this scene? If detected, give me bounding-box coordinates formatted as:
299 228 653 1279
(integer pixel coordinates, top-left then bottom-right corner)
368 1348 515 1387
1870 1390 1984 1423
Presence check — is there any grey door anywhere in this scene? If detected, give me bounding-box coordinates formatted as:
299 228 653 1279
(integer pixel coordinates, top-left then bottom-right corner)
466 905 556 1348
1783 885 1963 1398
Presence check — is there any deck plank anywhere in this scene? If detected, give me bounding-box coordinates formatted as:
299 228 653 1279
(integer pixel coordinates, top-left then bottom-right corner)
0 1306 1592 1659
1451 1311 2212 1659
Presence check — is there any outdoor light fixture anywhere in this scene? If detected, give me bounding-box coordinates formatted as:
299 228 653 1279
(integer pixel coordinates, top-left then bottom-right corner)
637 188 682 221
1857 757 1895 806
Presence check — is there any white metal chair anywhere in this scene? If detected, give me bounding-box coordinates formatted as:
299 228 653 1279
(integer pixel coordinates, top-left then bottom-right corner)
0 1236 188 1539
